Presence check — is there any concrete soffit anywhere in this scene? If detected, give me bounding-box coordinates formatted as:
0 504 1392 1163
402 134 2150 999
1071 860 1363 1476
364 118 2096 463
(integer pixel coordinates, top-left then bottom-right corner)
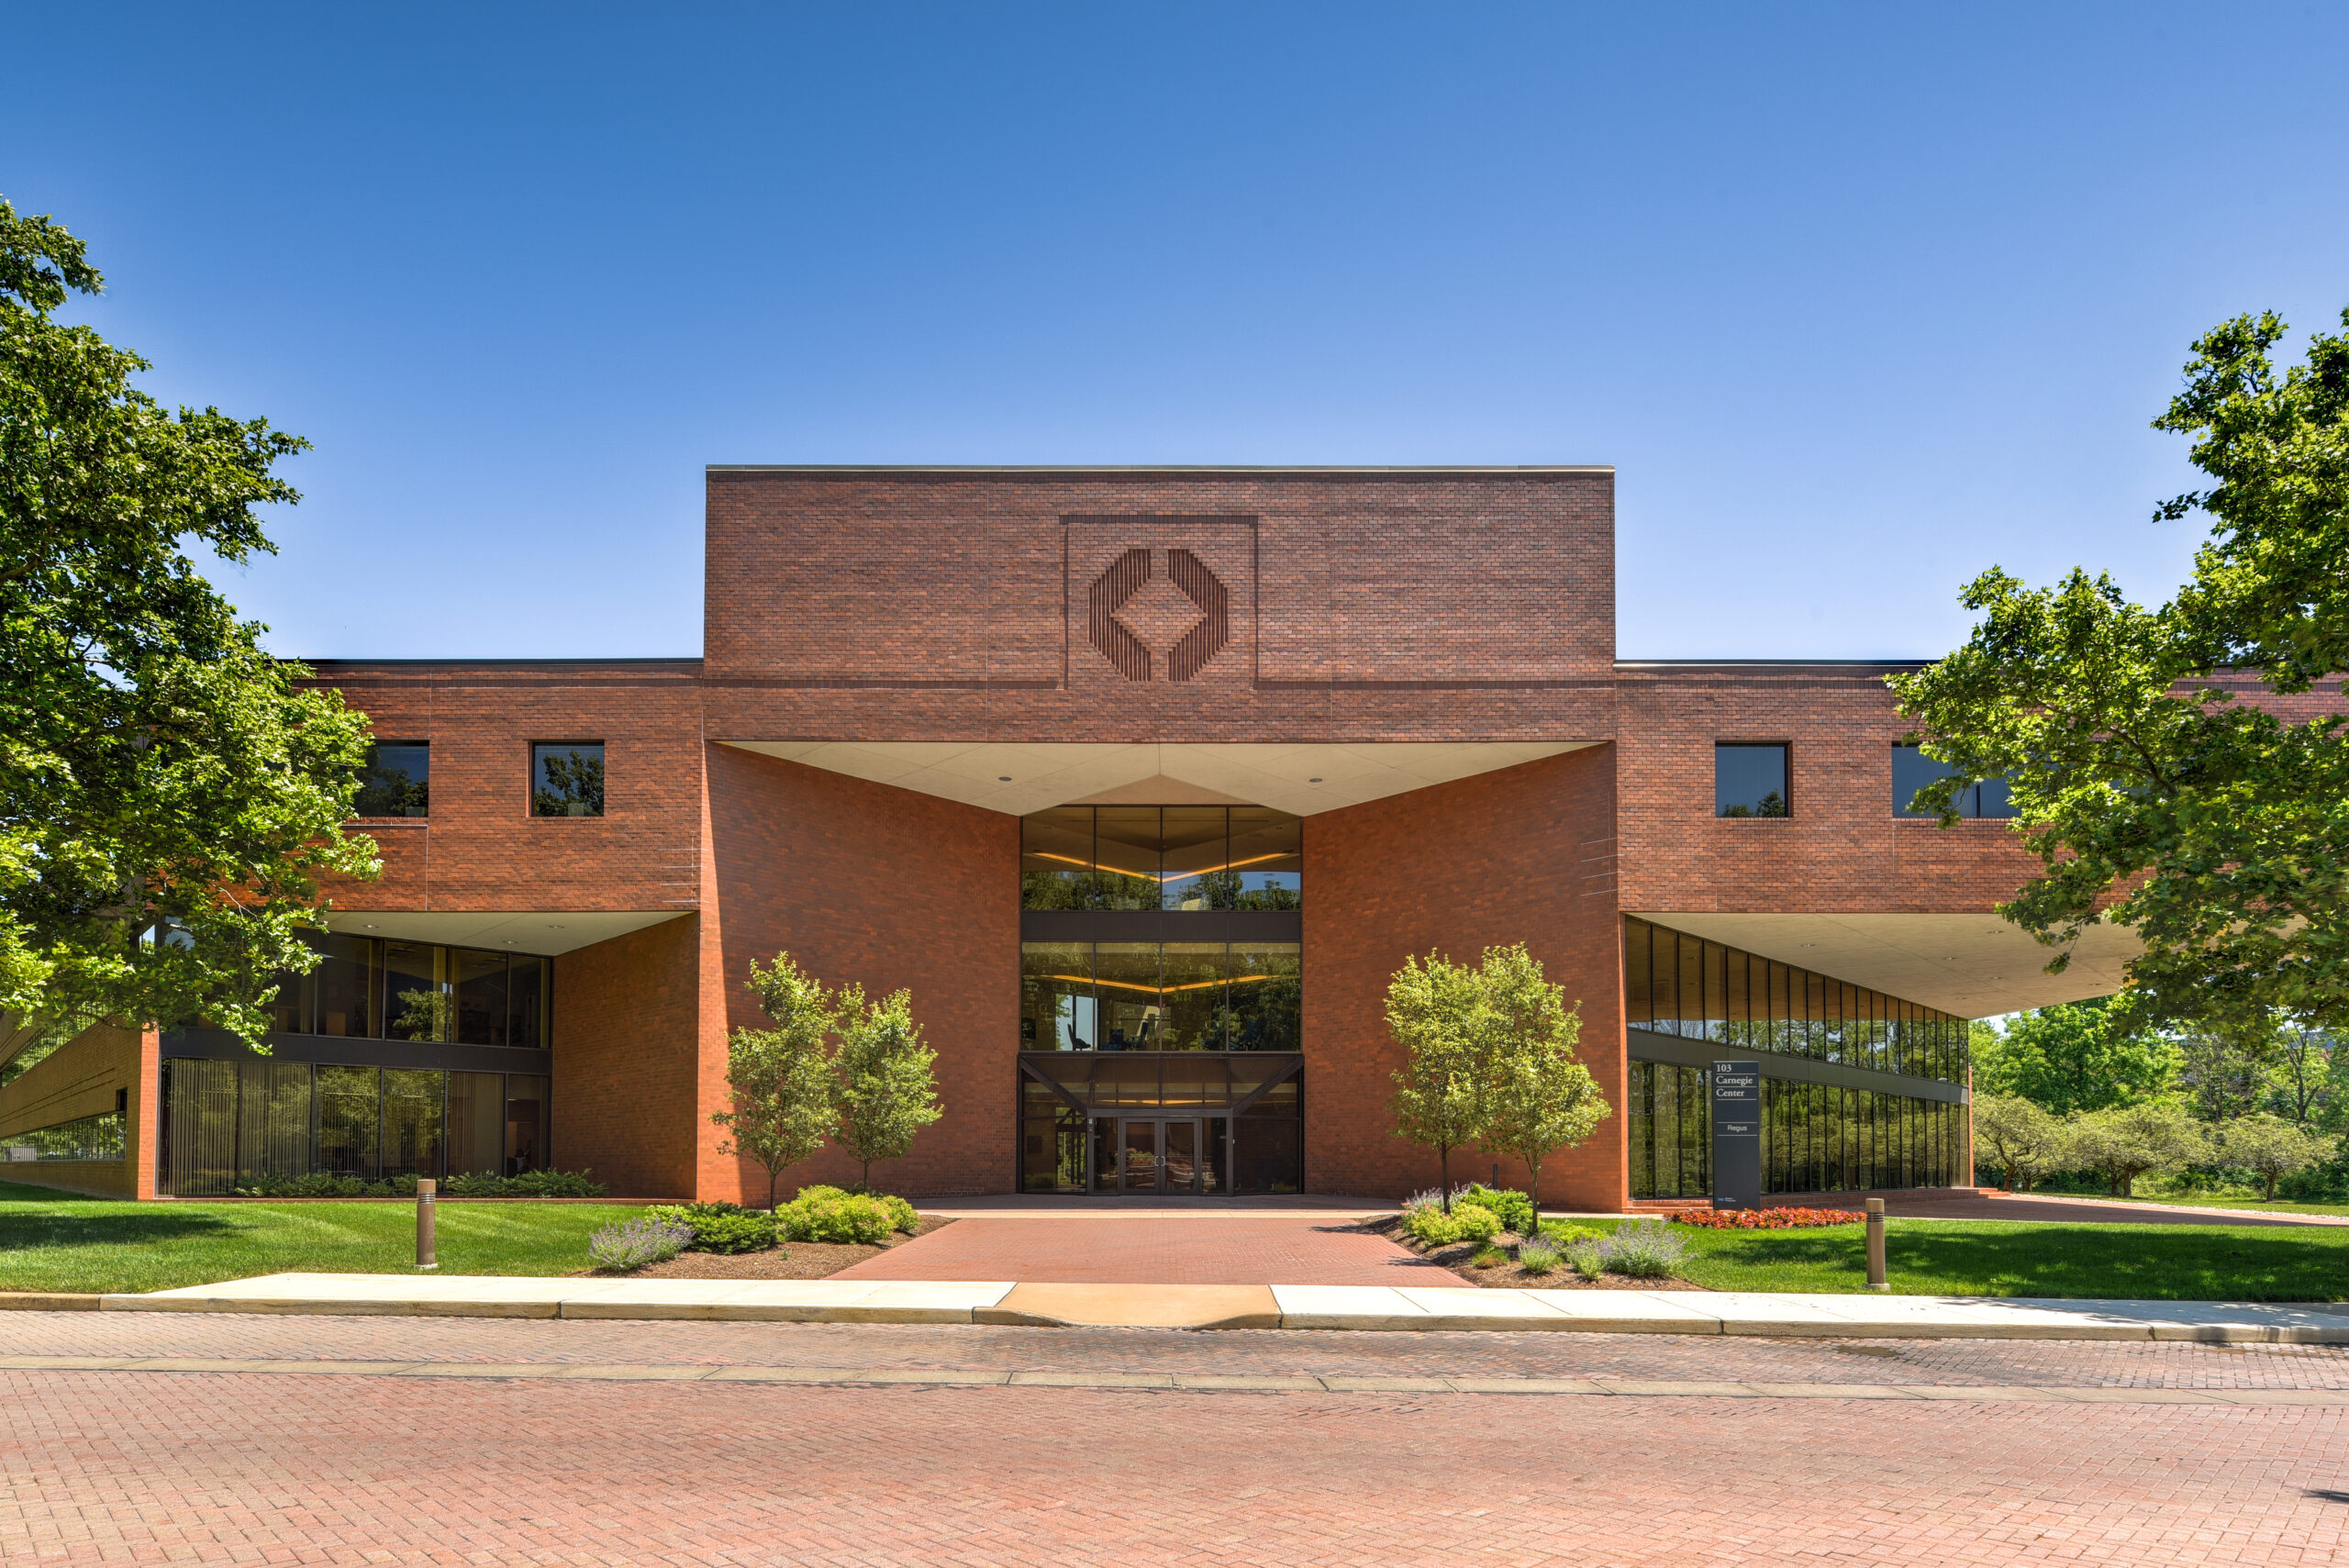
718 740 1597 817
1632 910 2141 1021
319 910 688 958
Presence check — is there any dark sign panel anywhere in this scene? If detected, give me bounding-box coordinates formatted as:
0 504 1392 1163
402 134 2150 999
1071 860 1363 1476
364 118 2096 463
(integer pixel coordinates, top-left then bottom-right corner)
1711 1060 1761 1210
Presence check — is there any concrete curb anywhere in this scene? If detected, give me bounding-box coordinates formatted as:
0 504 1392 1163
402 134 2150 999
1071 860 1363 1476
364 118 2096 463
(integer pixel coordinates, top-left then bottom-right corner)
74 1273 2349 1340
0 1292 103 1312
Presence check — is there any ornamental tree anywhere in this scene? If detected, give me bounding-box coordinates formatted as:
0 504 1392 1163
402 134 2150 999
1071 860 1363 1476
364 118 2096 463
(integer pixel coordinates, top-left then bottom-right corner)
2217 1112 2335 1203
2065 1101 2209 1198
1888 306 2349 1034
711 953 841 1207
1386 950 1487 1212
1969 1092 2069 1193
0 200 377 1066
831 982 942 1193
1472 942 1607 1218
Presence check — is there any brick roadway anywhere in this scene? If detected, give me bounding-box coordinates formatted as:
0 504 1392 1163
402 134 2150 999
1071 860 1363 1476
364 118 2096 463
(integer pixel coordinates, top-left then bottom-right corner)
3 1315 2348 1564
833 1214 1475 1284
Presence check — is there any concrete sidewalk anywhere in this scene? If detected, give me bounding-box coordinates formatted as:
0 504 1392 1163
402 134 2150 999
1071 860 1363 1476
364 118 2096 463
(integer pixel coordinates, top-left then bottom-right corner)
81 1273 2349 1341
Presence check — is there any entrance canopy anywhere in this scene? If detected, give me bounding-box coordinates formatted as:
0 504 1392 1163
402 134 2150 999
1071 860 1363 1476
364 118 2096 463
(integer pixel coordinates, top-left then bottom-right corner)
720 740 1592 817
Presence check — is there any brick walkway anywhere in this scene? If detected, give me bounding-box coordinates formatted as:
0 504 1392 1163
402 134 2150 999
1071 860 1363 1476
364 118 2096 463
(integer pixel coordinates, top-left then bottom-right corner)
832 1214 1474 1284
1 1314 2345 1563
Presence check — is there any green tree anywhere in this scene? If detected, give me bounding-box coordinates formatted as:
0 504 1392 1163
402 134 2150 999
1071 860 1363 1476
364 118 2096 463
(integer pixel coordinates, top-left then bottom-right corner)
2066 1101 2208 1198
1386 950 1486 1212
1975 1000 2174 1116
831 983 942 1193
2268 1023 2339 1128
1471 943 1608 1217
0 200 377 1067
2175 1014 2281 1124
2217 1112 2335 1202
1888 306 2349 1034
711 954 841 1207
1971 1091 2069 1192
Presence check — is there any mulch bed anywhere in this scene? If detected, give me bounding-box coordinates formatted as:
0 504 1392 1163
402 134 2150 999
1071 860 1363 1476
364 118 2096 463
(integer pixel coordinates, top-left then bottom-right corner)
1364 1215 1713 1292
589 1216 953 1282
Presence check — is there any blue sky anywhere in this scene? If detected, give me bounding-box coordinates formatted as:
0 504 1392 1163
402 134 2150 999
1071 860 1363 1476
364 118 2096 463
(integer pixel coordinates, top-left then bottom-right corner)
6 4 2347 661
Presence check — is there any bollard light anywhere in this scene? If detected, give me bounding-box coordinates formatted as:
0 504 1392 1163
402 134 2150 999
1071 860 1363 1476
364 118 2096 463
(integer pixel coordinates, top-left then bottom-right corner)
1864 1196 1887 1292
417 1177 438 1271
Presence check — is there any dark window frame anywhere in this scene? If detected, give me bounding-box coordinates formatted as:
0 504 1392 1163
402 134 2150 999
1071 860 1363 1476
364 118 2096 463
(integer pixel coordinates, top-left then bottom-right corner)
353 740 431 820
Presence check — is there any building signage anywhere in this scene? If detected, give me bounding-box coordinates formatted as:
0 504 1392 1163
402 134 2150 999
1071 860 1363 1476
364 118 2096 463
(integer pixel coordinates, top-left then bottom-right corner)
1711 1060 1762 1209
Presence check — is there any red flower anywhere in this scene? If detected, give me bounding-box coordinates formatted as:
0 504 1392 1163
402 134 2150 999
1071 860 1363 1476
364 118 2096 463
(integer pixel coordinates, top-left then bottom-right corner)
1670 1207 1865 1229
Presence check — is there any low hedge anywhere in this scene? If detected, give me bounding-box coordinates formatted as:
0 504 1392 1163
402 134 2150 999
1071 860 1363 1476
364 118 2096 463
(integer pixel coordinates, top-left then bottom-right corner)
644 1201 779 1253
1675 1207 1865 1229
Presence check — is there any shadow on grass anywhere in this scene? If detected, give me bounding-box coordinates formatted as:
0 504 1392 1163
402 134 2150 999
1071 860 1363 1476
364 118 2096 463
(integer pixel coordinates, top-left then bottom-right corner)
0 1210 242 1248
1705 1223 2349 1300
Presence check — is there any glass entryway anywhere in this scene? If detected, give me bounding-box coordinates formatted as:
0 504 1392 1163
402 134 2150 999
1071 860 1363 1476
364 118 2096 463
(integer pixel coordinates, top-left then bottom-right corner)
1089 1116 1230 1194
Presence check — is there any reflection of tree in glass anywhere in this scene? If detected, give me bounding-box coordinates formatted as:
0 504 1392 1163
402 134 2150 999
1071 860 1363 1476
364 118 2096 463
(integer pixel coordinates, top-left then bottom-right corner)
1720 790 1789 819
394 987 450 1041
354 763 428 817
534 751 605 817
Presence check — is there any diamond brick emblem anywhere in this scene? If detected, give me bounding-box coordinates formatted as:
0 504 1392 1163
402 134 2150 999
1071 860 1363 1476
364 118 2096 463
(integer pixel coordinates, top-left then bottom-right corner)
1085 547 1230 682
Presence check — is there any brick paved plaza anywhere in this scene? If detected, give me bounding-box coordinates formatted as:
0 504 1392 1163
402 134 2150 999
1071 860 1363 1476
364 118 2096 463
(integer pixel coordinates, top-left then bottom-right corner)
2 1312 2344 1564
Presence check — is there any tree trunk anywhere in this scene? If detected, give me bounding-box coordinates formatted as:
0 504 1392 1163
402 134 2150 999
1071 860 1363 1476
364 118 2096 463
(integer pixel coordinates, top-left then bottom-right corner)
769 1168 780 1208
2266 1170 2277 1202
2004 1160 2018 1194
1525 1161 1542 1225
1438 1144 1453 1213
861 1158 873 1194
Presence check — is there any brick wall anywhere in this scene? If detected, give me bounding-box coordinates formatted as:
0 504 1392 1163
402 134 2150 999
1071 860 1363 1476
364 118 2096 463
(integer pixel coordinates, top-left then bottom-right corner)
301 661 707 914
1306 746 1625 1207
701 743 1020 1200
552 914 702 1199
0 1022 153 1200
1615 664 2042 914
700 469 1619 744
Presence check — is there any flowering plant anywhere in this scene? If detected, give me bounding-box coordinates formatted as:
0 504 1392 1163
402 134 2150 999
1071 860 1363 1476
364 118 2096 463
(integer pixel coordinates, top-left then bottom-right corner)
1673 1207 1865 1229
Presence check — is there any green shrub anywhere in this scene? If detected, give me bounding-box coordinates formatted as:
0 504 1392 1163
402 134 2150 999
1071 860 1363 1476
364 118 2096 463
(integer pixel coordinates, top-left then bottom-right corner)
775 1185 913 1244
1516 1240 1562 1276
1565 1239 1607 1279
1455 1184 1535 1235
643 1201 778 1253
1536 1221 1602 1246
1408 1201 1505 1246
440 1169 607 1198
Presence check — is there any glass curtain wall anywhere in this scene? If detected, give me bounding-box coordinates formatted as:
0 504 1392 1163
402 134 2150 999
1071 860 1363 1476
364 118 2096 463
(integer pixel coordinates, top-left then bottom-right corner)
158 1062 556 1196
1021 807 1302 910
262 934 551 1049
1021 942 1300 1051
1628 1062 1965 1197
1624 917 1969 1084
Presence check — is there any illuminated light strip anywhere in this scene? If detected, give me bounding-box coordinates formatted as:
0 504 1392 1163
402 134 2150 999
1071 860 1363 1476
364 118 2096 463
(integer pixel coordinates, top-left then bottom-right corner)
1044 973 1282 995
1025 852 1295 882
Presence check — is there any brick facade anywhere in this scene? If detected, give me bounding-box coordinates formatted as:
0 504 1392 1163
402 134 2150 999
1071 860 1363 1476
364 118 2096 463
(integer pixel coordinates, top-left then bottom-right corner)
242 468 2072 1207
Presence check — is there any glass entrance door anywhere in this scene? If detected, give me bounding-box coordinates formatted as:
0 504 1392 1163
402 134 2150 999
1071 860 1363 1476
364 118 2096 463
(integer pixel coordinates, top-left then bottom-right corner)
1089 1117 1222 1194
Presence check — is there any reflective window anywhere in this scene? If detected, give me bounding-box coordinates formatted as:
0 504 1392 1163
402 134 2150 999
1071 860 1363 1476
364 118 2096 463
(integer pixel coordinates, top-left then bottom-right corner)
1018 806 1305 910
257 936 547 1048
531 741 605 817
1892 744 2018 818
153 1061 560 1194
0 1109 126 1162
1715 744 1790 817
355 742 429 818
1623 917 1967 1084
1019 942 1300 1051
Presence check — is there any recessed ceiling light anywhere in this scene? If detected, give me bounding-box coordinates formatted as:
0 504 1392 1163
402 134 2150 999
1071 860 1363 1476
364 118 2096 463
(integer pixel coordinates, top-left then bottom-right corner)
362 923 377 929
545 923 566 930
998 776 1012 782
1308 777 1323 784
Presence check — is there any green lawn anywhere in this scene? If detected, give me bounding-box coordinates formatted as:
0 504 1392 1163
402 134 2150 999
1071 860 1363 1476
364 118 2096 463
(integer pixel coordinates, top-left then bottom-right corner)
2103 1195 2349 1218
1643 1218 2349 1300
0 1180 647 1294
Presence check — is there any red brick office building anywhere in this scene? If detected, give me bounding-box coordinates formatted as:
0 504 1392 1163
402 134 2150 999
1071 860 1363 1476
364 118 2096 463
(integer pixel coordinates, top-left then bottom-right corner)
2 468 2133 1208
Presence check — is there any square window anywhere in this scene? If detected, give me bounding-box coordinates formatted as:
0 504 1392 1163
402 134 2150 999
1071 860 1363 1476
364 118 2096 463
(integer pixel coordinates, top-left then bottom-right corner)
531 742 605 817
355 742 429 817
1715 744 1789 817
